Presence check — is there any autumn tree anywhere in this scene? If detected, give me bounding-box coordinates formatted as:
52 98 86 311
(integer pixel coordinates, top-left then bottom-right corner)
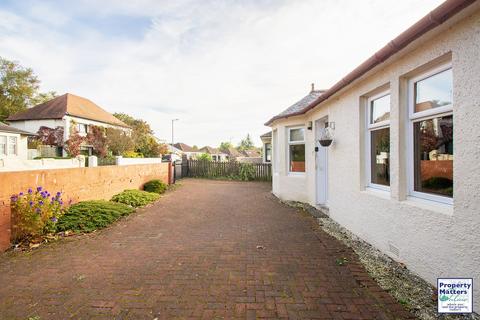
113 112 166 157
0 57 57 121
87 126 108 158
36 126 64 146
105 128 134 156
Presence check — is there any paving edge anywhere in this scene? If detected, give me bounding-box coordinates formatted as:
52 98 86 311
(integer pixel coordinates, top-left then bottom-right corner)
276 197 479 320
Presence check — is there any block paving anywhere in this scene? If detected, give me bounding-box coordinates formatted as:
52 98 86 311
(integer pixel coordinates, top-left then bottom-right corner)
0 179 414 319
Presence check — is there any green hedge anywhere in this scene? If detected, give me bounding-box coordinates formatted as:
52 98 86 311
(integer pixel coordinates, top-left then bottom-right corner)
143 179 168 194
56 200 134 232
111 189 160 207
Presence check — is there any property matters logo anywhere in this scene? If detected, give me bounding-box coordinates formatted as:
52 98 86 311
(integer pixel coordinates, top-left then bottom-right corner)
438 278 473 314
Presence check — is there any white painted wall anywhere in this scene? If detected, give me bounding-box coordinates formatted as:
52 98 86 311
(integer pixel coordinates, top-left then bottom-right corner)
115 156 163 166
270 8 480 311
0 156 85 172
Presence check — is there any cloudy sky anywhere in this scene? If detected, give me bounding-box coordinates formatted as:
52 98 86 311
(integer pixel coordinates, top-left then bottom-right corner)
0 0 444 147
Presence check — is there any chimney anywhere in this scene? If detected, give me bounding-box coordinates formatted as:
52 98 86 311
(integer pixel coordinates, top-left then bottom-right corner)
311 83 315 92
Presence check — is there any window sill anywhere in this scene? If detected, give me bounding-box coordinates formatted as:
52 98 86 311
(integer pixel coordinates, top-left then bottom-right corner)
362 187 391 200
403 196 453 216
287 172 306 177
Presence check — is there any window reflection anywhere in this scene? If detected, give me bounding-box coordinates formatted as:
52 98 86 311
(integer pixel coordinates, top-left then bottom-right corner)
414 68 452 113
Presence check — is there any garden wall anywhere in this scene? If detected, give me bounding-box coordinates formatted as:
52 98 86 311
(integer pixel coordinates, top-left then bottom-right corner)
0 163 170 251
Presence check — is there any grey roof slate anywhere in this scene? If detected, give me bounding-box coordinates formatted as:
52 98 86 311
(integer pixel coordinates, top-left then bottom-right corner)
274 90 324 119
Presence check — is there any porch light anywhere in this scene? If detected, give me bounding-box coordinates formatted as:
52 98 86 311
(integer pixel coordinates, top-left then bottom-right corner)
318 122 335 147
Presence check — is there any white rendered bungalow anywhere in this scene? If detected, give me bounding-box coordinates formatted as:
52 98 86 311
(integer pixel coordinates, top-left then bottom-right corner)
266 0 480 311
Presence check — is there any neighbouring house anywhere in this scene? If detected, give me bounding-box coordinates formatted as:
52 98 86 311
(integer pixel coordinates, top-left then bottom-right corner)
0 122 35 163
6 93 130 157
173 142 202 160
266 0 480 312
223 147 243 161
260 131 272 163
199 146 228 162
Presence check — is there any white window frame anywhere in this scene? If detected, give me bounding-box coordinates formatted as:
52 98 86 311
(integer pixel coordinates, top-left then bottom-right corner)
8 136 18 156
287 126 306 175
407 62 453 205
366 91 391 191
0 135 6 156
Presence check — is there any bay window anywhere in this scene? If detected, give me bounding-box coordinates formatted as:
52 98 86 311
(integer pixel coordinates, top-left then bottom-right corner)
408 64 453 203
288 127 305 173
366 92 390 188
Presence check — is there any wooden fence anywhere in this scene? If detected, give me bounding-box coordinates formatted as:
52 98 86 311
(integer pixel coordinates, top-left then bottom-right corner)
186 160 271 181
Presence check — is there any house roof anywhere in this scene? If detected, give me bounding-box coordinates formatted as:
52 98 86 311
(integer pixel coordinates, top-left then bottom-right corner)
7 93 129 128
224 147 242 157
260 131 272 138
199 146 221 154
265 0 476 125
173 142 198 152
0 122 35 135
242 149 261 157
268 90 325 123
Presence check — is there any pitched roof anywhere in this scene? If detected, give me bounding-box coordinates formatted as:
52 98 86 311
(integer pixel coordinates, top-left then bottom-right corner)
173 142 197 152
242 149 261 157
260 131 272 138
265 0 476 125
224 147 242 157
199 146 221 154
0 122 35 135
7 93 129 128
268 90 325 123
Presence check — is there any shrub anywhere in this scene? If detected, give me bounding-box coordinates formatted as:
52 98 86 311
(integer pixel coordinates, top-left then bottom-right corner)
111 189 160 207
422 177 453 189
238 163 256 181
197 153 212 161
122 151 144 158
144 179 168 194
10 187 66 241
56 200 134 232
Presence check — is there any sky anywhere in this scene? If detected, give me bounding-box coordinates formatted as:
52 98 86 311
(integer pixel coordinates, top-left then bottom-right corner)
0 0 445 147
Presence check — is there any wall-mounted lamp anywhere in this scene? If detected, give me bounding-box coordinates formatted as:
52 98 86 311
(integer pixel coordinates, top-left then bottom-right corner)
307 121 313 130
318 121 335 147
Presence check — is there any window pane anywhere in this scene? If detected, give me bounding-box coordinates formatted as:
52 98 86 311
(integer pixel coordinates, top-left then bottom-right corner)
289 128 304 142
413 115 453 197
370 128 390 186
289 144 305 172
8 137 17 155
370 94 390 124
0 136 6 155
414 68 452 113
265 143 272 162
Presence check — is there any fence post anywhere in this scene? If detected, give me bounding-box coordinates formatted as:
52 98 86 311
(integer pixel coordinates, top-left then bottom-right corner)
88 155 98 167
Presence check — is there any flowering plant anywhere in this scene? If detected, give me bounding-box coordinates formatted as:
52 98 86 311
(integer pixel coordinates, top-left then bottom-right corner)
10 187 67 241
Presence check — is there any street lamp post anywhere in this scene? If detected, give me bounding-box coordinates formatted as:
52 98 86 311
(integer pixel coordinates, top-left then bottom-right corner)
171 118 179 145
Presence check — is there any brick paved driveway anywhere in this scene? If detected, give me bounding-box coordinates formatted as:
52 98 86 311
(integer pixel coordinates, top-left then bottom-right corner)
0 179 413 320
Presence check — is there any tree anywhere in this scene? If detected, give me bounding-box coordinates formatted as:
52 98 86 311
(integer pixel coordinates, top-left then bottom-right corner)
237 134 255 151
36 126 64 146
113 112 164 157
105 128 134 156
197 153 212 161
87 126 108 157
65 129 84 157
219 141 233 152
32 91 58 105
0 57 57 121
192 145 199 151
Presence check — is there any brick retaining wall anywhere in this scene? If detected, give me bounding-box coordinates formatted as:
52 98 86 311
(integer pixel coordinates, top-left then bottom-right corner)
0 163 170 251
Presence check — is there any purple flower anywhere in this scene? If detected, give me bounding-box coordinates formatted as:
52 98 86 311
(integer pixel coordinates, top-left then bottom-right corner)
35 208 41 214
37 186 43 192
39 200 44 206
47 193 51 197
29 201 34 207
59 201 64 206
51 217 58 223
19 192 24 196
28 188 33 194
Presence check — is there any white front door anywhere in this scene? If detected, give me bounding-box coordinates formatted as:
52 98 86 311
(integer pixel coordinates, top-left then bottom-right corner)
316 119 328 205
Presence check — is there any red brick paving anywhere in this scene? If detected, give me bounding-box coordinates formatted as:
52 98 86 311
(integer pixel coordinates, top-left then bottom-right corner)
0 179 414 319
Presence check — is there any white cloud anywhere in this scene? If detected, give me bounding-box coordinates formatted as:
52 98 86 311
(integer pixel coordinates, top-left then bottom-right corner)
0 0 444 146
